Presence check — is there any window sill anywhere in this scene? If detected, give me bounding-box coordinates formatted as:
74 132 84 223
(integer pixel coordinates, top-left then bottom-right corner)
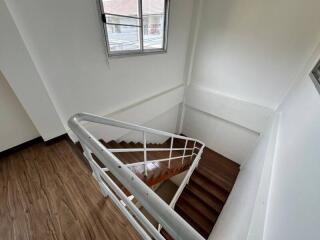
107 49 167 58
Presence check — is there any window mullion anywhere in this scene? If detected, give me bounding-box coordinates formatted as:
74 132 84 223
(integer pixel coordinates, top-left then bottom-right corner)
138 0 144 52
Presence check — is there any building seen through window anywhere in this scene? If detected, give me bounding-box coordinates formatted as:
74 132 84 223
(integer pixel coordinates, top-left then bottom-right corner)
100 0 169 56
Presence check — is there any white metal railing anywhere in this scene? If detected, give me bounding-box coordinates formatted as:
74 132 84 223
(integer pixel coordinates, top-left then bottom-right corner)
68 113 205 240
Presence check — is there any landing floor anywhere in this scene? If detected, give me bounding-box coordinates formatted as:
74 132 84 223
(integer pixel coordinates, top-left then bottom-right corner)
0 138 140 240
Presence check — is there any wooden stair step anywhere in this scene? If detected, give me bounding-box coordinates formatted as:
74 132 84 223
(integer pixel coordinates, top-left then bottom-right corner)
100 140 130 163
104 140 121 148
160 229 174 240
186 182 223 213
199 148 239 179
147 148 169 160
147 143 162 148
175 203 211 238
118 141 143 163
196 166 235 193
133 162 158 178
119 141 143 161
180 189 218 222
176 198 215 235
129 141 143 148
171 138 196 148
148 150 191 167
114 139 193 187
191 171 228 202
103 140 135 164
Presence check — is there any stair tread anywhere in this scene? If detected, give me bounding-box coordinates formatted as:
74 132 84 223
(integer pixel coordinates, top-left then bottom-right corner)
186 182 223 213
180 189 218 222
160 229 174 240
102 140 136 164
199 148 239 178
175 203 211 238
118 141 143 163
191 171 228 202
196 166 234 192
176 198 214 234
129 141 143 147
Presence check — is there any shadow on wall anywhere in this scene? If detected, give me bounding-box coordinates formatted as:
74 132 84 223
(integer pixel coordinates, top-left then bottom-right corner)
0 71 39 151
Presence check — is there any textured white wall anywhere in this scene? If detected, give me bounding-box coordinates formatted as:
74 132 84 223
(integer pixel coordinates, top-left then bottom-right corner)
5 0 194 125
190 0 320 109
183 107 259 165
118 104 180 144
0 71 39 151
188 0 320 239
264 74 320 240
185 86 274 133
0 0 65 140
68 86 184 143
209 40 320 240
209 115 280 240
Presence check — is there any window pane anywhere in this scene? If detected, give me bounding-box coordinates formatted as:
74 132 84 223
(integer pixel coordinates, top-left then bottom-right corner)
142 0 165 50
106 25 141 52
103 0 139 17
106 15 140 26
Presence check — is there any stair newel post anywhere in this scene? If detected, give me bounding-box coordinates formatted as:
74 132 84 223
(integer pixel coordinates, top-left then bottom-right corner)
168 137 174 169
182 139 188 164
143 131 148 177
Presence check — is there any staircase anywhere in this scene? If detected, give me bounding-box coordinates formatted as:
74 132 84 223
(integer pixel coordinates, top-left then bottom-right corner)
69 113 239 240
97 138 239 239
149 139 240 239
172 147 239 238
99 139 194 191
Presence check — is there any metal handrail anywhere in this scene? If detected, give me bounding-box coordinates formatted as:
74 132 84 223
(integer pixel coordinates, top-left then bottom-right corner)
68 113 206 240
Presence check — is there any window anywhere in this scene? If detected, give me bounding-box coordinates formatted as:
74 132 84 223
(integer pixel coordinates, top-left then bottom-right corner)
311 59 320 94
99 0 170 57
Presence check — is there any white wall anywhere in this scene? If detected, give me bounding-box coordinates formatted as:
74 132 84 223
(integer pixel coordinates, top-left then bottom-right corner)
209 39 320 240
182 0 320 167
0 71 39 152
190 0 320 110
209 114 280 240
69 86 184 143
182 85 273 165
264 75 320 239
183 107 259 165
118 104 180 144
0 0 65 140
192 1 320 238
185 86 274 133
4 0 194 125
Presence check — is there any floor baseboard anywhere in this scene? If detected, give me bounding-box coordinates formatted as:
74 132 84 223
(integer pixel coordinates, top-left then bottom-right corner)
0 133 69 158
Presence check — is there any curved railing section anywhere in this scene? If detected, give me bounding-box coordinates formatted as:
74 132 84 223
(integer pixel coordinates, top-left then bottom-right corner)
68 113 205 240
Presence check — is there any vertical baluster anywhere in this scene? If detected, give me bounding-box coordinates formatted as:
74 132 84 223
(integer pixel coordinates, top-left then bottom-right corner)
182 140 188 164
81 142 109 197
168 137 174 168
191 141 196 160
143 131 148 177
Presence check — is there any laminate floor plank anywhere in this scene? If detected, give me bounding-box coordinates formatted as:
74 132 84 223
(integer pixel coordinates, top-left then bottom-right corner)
0 139 140 240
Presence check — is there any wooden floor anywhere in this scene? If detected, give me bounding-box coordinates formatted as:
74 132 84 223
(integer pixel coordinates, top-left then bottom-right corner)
0 138 140 240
